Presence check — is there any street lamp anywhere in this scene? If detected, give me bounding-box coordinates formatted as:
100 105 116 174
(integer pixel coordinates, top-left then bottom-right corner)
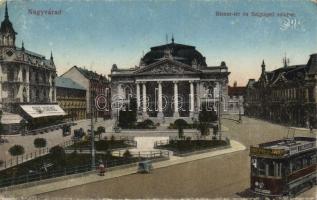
218 81 222 140
90 84 95 170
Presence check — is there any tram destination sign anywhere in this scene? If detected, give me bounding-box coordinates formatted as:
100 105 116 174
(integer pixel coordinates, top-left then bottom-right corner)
289 142 315 155
250 147 286 157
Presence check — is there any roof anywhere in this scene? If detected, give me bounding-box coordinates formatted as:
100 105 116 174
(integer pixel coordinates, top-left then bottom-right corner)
0 2 16 36
228 86 246 96
141 41 207 67
56 77 86 90
74 66 109 82
251 137 316 158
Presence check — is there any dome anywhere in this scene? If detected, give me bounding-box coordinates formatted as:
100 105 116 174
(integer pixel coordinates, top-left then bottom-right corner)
141 42 207 67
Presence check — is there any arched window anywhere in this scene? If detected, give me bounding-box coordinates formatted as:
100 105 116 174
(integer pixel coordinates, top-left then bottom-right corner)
22 69 26 82
52 90 55 102
22 87 27 102
35 72 39 83
36 89 39 101
7 68 14 81
125 86 132 100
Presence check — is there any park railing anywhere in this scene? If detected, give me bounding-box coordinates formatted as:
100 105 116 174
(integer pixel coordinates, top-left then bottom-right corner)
24 122 77 135
0 150 169 189
0 139 77 170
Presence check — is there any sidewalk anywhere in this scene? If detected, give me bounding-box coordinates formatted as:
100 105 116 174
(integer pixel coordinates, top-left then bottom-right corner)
1 140 245 198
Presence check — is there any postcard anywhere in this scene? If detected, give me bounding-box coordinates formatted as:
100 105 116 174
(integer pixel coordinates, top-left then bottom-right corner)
0 0 316 199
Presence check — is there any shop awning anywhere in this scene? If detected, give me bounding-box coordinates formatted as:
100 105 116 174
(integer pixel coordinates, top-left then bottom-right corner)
1 112 24 124
20 105 66 118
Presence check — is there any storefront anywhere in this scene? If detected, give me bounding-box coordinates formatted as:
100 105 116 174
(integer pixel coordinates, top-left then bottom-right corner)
20 104 66 130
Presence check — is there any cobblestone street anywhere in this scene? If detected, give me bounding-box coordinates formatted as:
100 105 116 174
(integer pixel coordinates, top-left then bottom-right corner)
37 116 316 199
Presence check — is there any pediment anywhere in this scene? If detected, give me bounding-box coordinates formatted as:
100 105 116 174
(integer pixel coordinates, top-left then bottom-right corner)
134 59 201 75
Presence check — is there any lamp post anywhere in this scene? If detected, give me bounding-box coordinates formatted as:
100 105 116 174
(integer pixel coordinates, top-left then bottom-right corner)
238 99 242 122
90 84 95 170
218 81 222 140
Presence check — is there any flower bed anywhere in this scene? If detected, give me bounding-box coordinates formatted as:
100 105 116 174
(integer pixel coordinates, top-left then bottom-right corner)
155 138 230 155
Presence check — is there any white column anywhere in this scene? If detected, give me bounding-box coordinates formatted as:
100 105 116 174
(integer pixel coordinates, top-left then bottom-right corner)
190 81 194 116
117 83 122 97
142 82 148 118
173 81 179 117
196 81 200 112
157 81 164 119
136 82 140 110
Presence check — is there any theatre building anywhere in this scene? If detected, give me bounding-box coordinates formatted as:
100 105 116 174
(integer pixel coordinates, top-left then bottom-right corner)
0 3 65 133
245 53 317 128
110 38 230 122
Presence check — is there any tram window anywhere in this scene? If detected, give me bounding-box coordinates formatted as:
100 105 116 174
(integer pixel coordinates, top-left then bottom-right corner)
293 159 302 171
258 159 266 176
311 155 317 165
303 158 308 167
268 161 274 176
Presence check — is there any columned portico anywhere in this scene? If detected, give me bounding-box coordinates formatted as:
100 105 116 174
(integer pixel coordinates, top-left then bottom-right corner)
110 40 230 123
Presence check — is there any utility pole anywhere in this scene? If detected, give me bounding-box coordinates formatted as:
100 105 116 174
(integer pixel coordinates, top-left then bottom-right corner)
218 81 222 140
90 84 95 169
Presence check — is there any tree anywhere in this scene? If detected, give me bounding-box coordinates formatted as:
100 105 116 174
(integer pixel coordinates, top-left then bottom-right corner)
8 145 25 165
97 126 106 140
19 119 27 135
174 119 187 139
197 103 218 138
199 103 218 123
0 111 3 140
49 146 66 167
178 126 184 139
123 150 132 159
33 138 47 155
197 122 210 138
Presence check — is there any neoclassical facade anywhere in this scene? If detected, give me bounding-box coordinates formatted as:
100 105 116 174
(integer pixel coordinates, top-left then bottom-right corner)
110 40 230 122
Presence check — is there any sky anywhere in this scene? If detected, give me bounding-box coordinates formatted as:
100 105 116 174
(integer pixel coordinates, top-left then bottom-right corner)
2 0 317 85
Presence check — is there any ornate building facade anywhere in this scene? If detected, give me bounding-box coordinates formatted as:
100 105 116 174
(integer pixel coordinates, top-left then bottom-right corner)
244 54 317 128
56 77 86 120
61 66 111 119
110 39 230 122
0 3 64 133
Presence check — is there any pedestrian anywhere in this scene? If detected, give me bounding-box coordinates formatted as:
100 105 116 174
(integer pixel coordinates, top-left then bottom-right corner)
98 162 105 176
310 125 313 134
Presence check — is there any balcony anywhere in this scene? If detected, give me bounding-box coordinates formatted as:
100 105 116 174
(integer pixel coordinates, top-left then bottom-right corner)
29 81 51 87
2 78 22 84
2 98 20 104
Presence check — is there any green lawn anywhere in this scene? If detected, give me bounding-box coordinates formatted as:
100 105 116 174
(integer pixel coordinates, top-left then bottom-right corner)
0 152 139 180
67 139 135 151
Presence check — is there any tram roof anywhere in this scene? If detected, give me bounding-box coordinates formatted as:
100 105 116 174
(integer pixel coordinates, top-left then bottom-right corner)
250 137 316 158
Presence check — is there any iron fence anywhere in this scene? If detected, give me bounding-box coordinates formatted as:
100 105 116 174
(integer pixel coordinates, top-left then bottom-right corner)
0 150 169 188
0 139 76 170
